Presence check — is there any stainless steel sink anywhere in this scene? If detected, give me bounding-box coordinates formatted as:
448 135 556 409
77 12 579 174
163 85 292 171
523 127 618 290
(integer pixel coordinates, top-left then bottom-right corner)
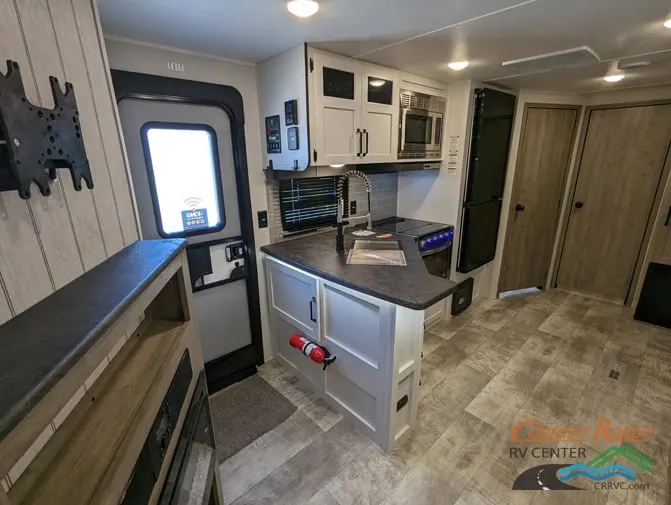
346 240 406 266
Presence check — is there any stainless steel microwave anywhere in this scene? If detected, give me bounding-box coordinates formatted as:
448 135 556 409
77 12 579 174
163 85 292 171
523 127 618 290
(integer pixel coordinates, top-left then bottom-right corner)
398 89 446 159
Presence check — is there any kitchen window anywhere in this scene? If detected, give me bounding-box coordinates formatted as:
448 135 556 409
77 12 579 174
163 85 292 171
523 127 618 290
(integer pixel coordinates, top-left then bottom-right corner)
141 122 226 238
280 176 349 233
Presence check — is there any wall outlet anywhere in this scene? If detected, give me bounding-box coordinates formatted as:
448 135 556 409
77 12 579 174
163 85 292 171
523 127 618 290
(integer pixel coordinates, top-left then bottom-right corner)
350 200 357 215
257 210 268 229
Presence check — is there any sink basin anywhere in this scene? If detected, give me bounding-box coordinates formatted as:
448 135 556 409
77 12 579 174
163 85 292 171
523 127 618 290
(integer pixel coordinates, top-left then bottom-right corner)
346 240 406 266
352 240 401 251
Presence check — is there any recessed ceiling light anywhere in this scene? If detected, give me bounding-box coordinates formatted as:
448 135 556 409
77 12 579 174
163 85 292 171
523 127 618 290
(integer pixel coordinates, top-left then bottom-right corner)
329 164 345 168
665 19 671 28
287 0 319 18
447 61 469 71
603 74 625 83
369 79 386 87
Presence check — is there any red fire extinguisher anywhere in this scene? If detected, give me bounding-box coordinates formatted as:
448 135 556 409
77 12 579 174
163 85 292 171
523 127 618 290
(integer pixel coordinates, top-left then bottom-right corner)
289 334 336 370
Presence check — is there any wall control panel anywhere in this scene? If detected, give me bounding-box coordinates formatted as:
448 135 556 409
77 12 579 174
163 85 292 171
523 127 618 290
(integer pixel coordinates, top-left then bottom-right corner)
288 126 299 151
265 115 282 153
285 99 298 126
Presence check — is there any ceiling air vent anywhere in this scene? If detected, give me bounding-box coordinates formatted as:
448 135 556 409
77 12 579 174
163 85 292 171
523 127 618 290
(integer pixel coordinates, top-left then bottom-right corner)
502 46 599 73
618 60 651 71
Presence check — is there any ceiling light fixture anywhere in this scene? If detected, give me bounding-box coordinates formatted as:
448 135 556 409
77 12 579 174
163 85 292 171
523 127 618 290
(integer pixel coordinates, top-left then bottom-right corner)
665 19 671 28
329 164 345 168
369 79 386 87
447 61 469 71
603 74 625 83
447 61 468 70
287 0 319 18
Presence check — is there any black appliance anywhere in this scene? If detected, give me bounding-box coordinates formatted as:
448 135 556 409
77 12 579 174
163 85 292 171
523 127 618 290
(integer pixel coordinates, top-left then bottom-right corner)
457 88 516 273
451 278 474 316
374 217 454 279
634 262 671 329
398 89 446 160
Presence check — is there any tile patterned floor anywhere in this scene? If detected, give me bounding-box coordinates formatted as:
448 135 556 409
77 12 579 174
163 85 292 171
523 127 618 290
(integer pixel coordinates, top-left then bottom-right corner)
218 291 671 505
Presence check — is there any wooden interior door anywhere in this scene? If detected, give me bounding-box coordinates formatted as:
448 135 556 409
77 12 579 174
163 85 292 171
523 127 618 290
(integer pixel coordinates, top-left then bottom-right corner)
499 106 579 293
557 104 671 301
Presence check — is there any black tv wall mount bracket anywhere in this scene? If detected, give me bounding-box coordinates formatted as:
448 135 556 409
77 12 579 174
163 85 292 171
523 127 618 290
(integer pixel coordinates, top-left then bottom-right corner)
0 60 93 199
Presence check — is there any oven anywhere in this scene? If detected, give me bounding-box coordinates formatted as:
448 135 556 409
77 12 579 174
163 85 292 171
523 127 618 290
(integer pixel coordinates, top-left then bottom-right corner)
398 89 446 160
418 228 454 279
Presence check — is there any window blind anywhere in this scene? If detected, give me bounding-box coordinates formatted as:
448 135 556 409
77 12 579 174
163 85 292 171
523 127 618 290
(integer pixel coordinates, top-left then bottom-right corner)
279 176 349 233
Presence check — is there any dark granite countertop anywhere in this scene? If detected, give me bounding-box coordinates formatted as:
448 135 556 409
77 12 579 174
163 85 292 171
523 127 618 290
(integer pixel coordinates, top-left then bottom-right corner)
261 230 458 310
0 239 186 441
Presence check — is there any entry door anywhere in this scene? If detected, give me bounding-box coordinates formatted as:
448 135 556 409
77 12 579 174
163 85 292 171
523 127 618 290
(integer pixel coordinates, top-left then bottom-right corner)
557 104 671 300
118 99 253 363
499 106 579 293
311 52 362 165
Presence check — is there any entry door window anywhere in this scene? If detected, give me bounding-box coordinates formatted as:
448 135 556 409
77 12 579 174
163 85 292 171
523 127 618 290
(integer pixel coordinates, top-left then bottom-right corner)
142 123 225 237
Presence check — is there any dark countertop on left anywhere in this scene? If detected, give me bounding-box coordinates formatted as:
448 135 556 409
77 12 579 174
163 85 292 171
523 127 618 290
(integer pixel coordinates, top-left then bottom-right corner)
261 229 459 310
0 239 186 441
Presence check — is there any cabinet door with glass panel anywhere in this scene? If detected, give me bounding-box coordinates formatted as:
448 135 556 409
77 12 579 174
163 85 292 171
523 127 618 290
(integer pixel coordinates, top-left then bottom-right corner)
361 65 399 163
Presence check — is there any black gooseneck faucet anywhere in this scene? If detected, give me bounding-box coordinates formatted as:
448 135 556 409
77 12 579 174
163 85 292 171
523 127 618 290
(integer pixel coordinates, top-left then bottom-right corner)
336 170 373 252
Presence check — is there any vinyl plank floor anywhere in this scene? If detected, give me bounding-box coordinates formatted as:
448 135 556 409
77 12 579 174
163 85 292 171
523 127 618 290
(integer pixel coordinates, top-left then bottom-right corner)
325 444 407 505
221 291 671 505
231 421 371 505
219 411 323 503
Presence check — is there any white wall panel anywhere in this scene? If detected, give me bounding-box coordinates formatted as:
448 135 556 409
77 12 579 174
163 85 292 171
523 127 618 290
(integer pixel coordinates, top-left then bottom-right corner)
0 0 138 319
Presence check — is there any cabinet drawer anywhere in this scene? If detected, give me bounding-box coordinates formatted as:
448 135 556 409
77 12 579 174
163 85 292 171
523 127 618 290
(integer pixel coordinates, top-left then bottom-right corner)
265 257 319 338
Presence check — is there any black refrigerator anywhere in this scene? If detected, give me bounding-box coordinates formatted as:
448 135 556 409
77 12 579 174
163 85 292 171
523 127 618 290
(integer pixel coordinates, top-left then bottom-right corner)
457 88 516 273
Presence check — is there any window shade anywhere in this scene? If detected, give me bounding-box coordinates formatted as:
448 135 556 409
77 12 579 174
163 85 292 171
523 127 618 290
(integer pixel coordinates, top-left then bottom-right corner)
279 176 349 233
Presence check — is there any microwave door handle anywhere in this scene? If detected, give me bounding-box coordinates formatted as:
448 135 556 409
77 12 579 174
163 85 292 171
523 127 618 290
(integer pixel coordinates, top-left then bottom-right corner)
399 109 407 151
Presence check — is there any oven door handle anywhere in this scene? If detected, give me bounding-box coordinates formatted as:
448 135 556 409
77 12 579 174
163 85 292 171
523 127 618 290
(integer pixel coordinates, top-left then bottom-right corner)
420 243 451 257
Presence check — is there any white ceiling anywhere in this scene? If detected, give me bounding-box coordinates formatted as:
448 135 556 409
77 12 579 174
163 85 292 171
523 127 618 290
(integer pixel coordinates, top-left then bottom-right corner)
98 0 671 93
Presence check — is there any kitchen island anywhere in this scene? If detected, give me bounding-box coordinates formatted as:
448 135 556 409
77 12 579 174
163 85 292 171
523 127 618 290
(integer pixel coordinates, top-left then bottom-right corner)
261 229 458 451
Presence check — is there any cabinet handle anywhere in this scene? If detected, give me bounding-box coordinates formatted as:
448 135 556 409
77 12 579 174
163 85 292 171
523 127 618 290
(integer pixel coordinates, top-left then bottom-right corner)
356 128 362 157
665 205 671 227
363 129 369 157
309 296 317 322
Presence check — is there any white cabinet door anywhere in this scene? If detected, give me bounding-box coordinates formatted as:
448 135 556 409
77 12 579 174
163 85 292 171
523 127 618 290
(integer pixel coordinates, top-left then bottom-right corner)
266 257 319 338
311 52 362 166
321 281 393 445
361 66 399 163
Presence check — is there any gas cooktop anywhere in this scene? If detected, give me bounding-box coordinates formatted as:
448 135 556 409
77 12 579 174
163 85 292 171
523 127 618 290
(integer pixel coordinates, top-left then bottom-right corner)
373 217 451 238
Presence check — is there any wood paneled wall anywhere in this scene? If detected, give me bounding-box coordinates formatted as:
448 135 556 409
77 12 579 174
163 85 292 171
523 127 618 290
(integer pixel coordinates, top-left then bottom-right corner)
0 0 138 323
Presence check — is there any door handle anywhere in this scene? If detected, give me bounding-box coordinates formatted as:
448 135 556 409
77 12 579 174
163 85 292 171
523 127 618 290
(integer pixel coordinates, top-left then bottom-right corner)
363 129 369 157
356 129 362 157
575 201 584 209
665 205 671 227
309 296 317 323
514 203 525 212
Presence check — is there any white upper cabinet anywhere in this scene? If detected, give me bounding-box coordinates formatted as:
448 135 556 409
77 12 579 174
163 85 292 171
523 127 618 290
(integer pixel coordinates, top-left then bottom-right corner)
361 65 399 163
310 49 402 166
311 51 363 166
257 45 446 170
